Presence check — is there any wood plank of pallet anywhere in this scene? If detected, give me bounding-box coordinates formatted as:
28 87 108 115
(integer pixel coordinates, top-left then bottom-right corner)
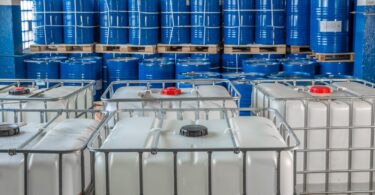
157 44 220 54
224 45 286 54
315 53 355 62
30 44 94 53
95 44 156 54
289 46 312 54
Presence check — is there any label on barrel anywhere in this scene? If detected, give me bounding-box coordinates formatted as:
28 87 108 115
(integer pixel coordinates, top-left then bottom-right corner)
357 0 375 6
319 21 342 33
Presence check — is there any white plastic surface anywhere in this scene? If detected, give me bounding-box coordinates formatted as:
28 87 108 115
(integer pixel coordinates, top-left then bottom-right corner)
95 117 293 195
0 119 98 195
105 85 237 120
253 82 375 190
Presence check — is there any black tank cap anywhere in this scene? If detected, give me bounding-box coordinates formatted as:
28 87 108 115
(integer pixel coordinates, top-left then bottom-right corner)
180 125 208 137
0 124 20 137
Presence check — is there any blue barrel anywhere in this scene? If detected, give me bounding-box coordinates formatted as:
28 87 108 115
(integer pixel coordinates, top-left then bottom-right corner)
282 59 318 76
319 62 353 75
99 0 128 44
286 0 310 46
191 0 221 44
162 53 190 63
269 71 314 79
102 53 130 89
252 54 285 59
161 0 190 44
232 78 262 116
26 59 60 79
33 0 63 44
222 54 252 73
355 0 375 12
311 0 350 53
176 59 211 75
222 72 266 80
315 74 353 79
63 0 95 44
132 54 160 60
107 57 139 84
255 0 286 45
139 58 175 88
177 72 221 88
224 0 255 45
286 53 308 59
128 0 159 45
242 60 281 75
32 56 68 63
191 54 221 72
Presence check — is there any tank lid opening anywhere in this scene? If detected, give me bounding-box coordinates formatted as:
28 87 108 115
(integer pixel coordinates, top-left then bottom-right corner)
161 87 182 96
310 86 331 94
180 125 208 137
9 87 31 96
0 124 20 137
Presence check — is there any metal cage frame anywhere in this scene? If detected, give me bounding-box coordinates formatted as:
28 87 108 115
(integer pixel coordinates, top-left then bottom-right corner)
88 107 300 195
252 78 375 195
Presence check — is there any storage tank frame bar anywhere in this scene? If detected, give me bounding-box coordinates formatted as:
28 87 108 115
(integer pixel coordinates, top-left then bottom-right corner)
252 78 375 194
0 109 107 195
88 107 300 195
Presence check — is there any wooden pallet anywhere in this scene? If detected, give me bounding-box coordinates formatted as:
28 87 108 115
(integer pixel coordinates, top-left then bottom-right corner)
95 44 157 54
157 44 220 54
224 44 287 54
30 44 94 53
314 53 355 62
288 46 312 54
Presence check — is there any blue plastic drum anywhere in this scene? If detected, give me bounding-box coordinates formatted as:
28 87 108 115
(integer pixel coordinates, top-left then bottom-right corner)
255 0 286 44
224 0 255 45
222 54 252 73
191 54 221 72
26 59 60 79
310 0 350 53
99 0 128 44
286 0 310 46
319 62 353 76
177 72 221 88
282 59 318 76
162 54 190 63
107 57 139 84
63 0 95 44
139 58 175 88
176 59 211 75
33 0 63 44
242 59 280 75
191 0 221 44
128 0 159 45
161 0 190 44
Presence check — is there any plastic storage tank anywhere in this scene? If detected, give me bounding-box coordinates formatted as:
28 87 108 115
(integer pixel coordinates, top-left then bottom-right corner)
99 0 128 44
252 79 375 194
63 0 95 44
0 110 100 195
128 0 159 45
191 0 221 44
161 0 190 44
286 0 310 46
224 0 255 45
310 0 350 53
255 0 286 45
91 108 297 195
33 0 63 44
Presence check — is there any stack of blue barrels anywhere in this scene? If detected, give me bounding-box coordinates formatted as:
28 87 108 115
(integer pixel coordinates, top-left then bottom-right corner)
161 0 190 44
63 0 95 44
128 0 159 45
255 0 286 45
191 0 221 45
311 0 353 76
99 0 128 44
33 0 63 45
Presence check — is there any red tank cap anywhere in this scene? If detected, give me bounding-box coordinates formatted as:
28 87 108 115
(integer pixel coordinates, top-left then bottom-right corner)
310 86 331 94
15 87 25 91
161 87 182 96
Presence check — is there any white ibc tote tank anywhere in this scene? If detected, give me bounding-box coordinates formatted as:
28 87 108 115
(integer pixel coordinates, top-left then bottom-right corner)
89 108 299 195
102 80 239 120
0 79 94 123
252 79 375 194
0 110 100 195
